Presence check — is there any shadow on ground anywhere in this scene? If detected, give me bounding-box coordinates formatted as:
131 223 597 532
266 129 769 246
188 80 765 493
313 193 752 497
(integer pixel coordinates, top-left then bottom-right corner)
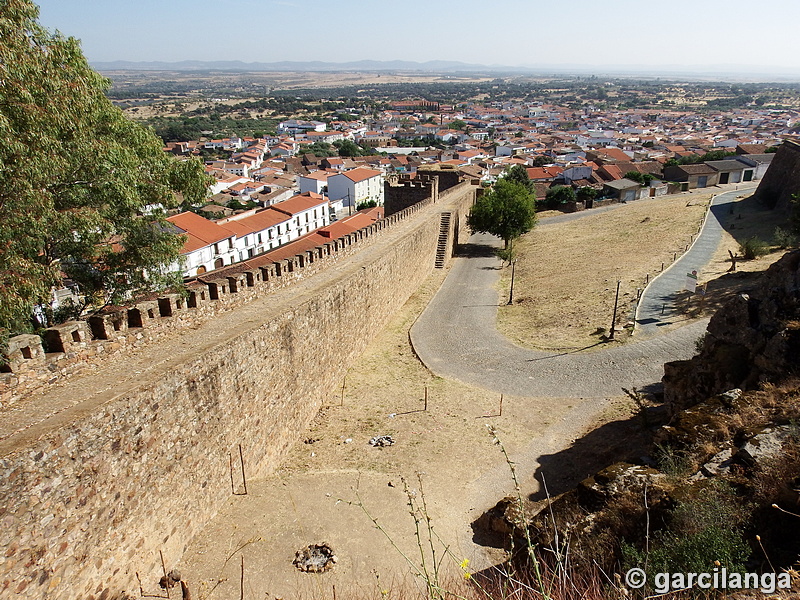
455 242 498 258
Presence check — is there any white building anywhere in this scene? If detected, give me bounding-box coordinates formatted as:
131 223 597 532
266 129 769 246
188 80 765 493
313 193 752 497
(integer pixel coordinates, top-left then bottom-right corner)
327 167 384 209
298 170 331 195
166 212 238 277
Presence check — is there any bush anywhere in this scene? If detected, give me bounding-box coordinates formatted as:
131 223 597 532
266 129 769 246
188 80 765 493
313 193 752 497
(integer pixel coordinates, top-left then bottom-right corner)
773 226 797 249
739 236 768 259
622 482 750 594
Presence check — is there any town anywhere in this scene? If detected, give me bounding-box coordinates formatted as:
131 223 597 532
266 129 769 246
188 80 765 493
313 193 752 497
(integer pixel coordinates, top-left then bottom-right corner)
154 86 791 279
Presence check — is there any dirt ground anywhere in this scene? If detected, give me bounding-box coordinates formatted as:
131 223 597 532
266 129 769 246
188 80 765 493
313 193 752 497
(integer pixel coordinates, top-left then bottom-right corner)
178 269 641 600
495 186 792 351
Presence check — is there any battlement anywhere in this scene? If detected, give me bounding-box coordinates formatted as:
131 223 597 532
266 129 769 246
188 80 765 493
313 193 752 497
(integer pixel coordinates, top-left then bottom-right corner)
0 194 436 407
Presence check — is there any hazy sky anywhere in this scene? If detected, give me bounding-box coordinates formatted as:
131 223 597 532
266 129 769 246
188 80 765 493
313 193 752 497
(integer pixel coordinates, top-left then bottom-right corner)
33 0 800 74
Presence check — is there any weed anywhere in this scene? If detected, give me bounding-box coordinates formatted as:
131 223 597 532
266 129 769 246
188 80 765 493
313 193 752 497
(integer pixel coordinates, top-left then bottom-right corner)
739 236 769 259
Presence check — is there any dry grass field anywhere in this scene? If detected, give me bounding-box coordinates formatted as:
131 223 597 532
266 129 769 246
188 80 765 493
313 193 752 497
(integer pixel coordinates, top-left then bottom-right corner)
496 193 712 350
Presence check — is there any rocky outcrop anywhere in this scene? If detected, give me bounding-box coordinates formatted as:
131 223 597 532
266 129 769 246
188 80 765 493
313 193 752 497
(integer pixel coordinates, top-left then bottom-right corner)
664 250 800 410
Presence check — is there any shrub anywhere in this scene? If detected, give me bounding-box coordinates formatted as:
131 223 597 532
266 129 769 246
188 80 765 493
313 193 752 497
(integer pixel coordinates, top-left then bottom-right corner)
739 236 768 259
622 482 750 595
773 226 797 249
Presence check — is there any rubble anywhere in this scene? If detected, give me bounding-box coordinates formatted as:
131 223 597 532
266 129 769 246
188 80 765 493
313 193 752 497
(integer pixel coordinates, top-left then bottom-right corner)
369 435 395 447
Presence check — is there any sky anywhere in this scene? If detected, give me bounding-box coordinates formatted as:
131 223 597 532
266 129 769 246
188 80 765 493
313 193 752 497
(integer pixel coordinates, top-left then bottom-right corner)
33 0 800 76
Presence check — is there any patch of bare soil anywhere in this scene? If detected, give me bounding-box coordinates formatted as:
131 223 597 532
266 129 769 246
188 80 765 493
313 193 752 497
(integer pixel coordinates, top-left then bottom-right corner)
178 268 639 600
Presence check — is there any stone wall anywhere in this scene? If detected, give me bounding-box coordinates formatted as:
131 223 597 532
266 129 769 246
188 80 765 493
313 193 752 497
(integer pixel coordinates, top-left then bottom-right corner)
0 199 433 407
0 183 476 600
384 175 438 216
753 139 800 210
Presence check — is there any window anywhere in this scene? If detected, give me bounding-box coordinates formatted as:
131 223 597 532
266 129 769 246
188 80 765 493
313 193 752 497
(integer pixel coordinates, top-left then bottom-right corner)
305 213 309 223
257 233 262 243
277 225 282 235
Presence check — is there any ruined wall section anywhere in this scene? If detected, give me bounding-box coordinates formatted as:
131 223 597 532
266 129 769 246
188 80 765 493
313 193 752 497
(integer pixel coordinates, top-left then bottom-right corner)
753 139 800 210
0 184 477 600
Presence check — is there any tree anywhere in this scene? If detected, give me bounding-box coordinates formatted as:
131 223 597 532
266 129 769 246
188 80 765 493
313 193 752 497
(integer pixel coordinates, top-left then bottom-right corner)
467 179 536 249
543 185 576 209
531 155 551 167
333 139 365 157
624 171 655 185
503 164 534 193
0 0 211 334
576 186 598 203
449 119 467 131
300 141 337 157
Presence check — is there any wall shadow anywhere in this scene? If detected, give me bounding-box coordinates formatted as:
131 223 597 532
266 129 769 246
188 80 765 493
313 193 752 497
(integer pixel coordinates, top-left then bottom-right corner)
455 242 499 258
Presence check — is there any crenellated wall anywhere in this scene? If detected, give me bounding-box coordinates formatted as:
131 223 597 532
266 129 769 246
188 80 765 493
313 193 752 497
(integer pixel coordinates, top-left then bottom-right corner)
0 183 476 600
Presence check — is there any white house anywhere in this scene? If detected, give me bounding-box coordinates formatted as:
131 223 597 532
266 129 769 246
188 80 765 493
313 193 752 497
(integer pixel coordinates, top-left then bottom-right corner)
166 212 238 277
269 192 331 238
298 170 331 195
277 119 326 135
327 167 384 209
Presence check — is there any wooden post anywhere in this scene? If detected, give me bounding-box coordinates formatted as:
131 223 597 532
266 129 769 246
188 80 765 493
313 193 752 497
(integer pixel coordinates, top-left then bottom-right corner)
673 252 677 261
424 386 428 411
239 444 248 495
160 550 170 599
333 585 337 600
645 273 649 284
609 280 621 341
661 262 664 272
507 259 516 305
240 555 245 600
229 452 236 494
499 394 504 416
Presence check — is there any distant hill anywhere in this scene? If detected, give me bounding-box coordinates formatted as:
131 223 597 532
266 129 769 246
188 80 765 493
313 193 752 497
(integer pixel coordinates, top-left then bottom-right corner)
91 59 531 74
90 59 800 81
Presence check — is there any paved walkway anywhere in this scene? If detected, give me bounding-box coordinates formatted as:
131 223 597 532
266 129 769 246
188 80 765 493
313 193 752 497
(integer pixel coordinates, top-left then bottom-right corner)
635 184 757 337
409 185 755 398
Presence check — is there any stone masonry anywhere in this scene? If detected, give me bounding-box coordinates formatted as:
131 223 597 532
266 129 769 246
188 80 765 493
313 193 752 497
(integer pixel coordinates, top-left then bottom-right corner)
0 183 476 599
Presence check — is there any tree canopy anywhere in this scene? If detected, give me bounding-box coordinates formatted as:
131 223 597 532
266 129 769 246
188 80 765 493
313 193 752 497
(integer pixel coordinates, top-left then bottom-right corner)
467 179 537 248
503 164 534 193
0 0 211 334
543 185 576 209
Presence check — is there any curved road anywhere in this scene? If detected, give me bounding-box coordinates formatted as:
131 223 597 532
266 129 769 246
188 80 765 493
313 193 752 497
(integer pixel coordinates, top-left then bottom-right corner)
635 185 755 337
410 185 754 398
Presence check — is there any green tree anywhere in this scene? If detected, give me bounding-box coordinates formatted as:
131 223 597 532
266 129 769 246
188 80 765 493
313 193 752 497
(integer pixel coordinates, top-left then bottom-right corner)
531 155 551 167
333 139 365 157
543 185 576 209
300 141 337 157
0 0 211 334
467 180 536 249
448 119 467 131
503 164 534 192
576 186 598 203
624 171 655 185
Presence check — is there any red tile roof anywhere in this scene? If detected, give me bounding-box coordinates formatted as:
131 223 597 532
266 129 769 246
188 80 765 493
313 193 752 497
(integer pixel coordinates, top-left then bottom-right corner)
271 192 328 216
341 167 382 183
166 212 235 253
